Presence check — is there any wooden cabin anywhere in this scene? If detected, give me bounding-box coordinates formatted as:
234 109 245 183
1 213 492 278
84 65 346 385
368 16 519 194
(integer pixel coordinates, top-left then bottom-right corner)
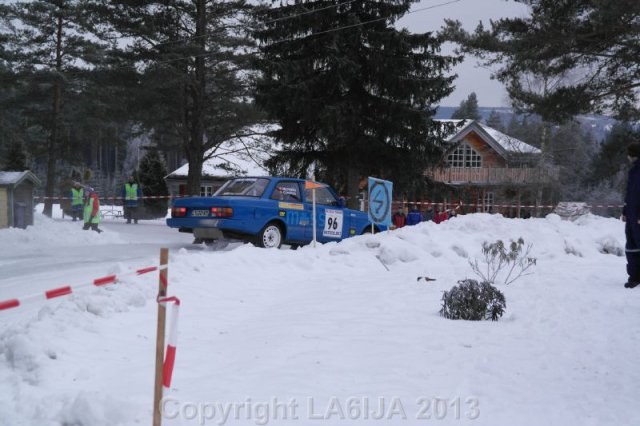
427 120 558 216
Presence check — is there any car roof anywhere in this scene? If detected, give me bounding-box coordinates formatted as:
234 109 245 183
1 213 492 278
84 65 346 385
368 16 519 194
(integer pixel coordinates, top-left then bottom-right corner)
232 176 309 183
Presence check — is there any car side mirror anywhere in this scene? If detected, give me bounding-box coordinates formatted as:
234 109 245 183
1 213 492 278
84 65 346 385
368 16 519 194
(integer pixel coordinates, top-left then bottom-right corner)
337 197 345 208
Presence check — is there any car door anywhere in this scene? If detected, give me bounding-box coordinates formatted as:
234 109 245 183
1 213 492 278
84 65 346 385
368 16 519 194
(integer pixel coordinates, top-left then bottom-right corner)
303 185 347 243
267 180 307 242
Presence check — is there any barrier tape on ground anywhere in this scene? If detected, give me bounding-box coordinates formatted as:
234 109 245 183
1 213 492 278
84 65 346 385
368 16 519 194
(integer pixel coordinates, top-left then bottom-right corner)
0 264 168 312
35 195 187 201
388 201 624 209
34 195 624 210
158 296 181 394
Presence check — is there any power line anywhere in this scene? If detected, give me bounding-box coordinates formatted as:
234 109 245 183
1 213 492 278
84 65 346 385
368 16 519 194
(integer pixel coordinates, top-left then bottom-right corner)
260 0 463 46
0 0 463 83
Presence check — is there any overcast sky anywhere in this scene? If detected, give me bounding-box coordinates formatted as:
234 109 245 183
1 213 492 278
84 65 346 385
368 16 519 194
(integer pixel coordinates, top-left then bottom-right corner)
397 0 531 107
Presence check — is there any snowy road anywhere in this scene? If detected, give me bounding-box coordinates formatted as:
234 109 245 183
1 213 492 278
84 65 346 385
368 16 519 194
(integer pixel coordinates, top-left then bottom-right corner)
0 213 193 300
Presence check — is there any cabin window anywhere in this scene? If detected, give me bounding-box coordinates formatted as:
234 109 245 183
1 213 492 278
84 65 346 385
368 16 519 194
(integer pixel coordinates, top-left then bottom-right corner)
448 143 482 168
477 191 494 212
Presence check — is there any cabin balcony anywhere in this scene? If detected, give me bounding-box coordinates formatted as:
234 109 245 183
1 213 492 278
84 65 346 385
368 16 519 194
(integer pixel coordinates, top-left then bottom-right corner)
427 166 560 186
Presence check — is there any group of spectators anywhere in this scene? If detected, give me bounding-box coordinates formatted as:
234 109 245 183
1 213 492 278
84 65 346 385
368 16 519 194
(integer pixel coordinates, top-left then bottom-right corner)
391 203 460 228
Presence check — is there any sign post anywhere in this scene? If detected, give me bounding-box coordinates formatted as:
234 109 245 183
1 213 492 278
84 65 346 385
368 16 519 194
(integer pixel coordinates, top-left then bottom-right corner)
367 177 393 230
305 179 324 248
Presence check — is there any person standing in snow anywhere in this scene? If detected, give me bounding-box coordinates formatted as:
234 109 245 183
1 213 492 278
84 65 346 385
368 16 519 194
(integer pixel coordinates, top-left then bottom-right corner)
434 206 449 224
623 142 640 288
423 205 434 222
83 187 102 233
121 176 143 224
392 206 406 228
69 182 84 221
406 204 422 226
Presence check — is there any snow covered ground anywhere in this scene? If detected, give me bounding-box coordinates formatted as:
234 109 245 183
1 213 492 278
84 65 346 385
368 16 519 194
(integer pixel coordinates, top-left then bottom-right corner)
0 208 637 426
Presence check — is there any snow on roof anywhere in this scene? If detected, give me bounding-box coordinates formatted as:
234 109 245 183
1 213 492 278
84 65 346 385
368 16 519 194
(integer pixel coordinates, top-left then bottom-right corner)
0 171 41 186
477 122 541 154
434 119 541 155
166 125 277 179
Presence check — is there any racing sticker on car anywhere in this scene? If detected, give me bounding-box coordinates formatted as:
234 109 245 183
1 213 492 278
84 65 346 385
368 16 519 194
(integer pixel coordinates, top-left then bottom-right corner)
278 202 304 210
323 209 343 238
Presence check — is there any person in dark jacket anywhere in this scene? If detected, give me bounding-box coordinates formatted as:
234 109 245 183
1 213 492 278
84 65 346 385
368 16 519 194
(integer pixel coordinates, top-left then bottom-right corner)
624 141 640 288
392 207 406 228
423 206 434 222
406 204 422 226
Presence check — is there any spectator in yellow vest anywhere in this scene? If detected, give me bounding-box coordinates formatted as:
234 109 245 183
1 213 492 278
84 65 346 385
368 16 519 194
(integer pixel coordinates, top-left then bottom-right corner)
121 176 143 224
83 187 102 233
69 182 84 221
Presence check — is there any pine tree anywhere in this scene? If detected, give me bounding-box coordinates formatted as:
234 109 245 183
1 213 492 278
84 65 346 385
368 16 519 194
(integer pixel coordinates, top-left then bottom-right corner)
101 0 259 196
590 123 639 185
1 0 109 216
138 150 169 219
485 110 503 130
549 121 596 199
3 140 28 171
444 0 640 121
451 92 481 120
255 0 460 204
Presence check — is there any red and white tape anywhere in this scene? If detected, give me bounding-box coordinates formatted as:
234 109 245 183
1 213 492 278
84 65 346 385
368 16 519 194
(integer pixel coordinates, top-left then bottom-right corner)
0 264 167 312
158 296 181 394
35 195 187 201
388 201 624 209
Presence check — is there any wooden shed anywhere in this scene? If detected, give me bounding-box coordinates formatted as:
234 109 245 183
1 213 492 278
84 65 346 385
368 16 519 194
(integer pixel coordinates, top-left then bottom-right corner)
0 171 41 229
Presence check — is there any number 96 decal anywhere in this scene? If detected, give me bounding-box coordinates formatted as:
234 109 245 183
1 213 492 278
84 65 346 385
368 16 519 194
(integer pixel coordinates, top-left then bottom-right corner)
323 209 343 238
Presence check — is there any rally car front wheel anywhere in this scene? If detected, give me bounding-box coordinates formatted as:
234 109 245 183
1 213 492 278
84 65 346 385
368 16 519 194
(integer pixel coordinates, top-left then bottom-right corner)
257 222 283 249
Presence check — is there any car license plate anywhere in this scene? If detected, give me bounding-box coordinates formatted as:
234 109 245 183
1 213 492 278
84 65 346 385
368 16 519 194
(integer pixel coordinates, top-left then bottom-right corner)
191 209 209 217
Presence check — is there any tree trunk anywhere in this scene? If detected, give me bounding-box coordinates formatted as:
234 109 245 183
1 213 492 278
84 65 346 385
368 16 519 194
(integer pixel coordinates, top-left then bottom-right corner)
185 0 207 196
346 166 360 210
43 12 64 218
186 152 204 196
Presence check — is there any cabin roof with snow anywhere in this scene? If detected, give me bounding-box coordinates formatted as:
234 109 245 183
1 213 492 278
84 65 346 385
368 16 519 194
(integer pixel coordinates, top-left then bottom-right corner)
437 119 541 158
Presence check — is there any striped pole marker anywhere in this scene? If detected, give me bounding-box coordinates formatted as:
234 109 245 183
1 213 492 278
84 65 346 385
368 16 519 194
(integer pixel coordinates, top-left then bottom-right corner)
0 265 164 312
158 296 181 394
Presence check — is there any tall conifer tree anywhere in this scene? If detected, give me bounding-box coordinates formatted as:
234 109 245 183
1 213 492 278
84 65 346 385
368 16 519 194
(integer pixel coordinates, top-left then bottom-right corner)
451 92 481 120
102 0 259 195
254 0 460 204
0 0 108 216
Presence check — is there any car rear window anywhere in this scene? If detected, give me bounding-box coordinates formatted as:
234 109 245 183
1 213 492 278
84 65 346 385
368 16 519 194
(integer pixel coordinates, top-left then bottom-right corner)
215 178 270 197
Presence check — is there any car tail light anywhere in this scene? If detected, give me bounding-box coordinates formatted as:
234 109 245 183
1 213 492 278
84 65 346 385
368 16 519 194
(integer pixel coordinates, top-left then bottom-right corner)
210 207 233 218
172 207 187 217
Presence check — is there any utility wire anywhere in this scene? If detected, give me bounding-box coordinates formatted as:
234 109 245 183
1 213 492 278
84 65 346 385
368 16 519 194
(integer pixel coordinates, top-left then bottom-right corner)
0 0 463 82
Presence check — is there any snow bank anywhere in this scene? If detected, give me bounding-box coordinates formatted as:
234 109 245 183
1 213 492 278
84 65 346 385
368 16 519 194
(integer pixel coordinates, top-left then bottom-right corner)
0 213 636 426
0 213 122 248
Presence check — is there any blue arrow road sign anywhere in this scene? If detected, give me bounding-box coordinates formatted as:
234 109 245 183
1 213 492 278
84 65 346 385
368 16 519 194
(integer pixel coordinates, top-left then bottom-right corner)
368 177 393 226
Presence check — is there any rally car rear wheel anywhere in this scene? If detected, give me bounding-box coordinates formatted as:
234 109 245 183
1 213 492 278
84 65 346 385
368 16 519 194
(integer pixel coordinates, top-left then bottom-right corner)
257 223 283 249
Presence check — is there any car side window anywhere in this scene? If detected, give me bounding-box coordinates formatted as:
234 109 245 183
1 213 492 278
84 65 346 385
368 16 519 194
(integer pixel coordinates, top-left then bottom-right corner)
270 181 301 202
304 187 338 206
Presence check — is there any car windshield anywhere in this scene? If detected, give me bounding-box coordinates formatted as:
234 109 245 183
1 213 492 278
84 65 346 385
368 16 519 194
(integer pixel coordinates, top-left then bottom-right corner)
214 178 270 197
304 186 339 206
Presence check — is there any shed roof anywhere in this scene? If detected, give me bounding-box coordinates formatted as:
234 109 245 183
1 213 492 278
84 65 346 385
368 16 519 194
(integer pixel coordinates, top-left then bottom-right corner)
0 171 41 187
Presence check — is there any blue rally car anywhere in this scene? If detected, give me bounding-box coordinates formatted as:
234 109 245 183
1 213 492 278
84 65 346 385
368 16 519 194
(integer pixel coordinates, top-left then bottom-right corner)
167 177 385 248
